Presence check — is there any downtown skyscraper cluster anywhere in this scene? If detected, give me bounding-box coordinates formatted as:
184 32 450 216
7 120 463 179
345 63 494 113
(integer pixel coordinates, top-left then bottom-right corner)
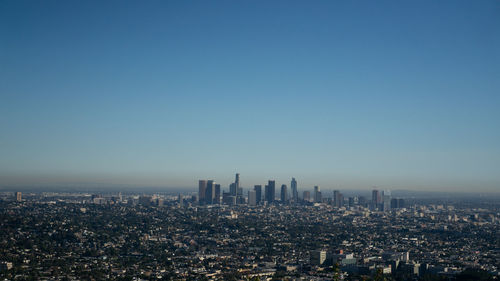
198 173 406 212
199 173 312 206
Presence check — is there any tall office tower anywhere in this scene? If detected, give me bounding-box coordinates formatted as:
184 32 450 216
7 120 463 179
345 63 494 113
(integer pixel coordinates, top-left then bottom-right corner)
314 186 322 203
214 184 221 204
281 184 288 203
198 180 207 204
372 189 381 207
265 180 276 203
254 185 262 204
205 180 215 204
229 183 236 196
248 190 257 206
333 190 343 208
291 177 298 201
233 173 242 202
303 191 310 202
15 192 22 202
235 173 240 189
382 190 391 211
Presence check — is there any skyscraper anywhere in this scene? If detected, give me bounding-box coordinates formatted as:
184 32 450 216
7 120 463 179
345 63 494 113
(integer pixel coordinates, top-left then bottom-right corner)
372 189 381 210
333 190 343 208
205 180 215 204
230 173 240 196
265 180 276 203
281 184 288 203
198 180 207 204
314 186 322 203
291 177 298 201
248 190 257 206
382 190 391 211
16 192 22 202
214 184 221 204
303 191 310 202
230 183 236 196
254 185 262 204
235 173 240 189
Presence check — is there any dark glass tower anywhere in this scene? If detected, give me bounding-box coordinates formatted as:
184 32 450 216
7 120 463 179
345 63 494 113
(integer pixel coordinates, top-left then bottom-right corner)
265 180 275 203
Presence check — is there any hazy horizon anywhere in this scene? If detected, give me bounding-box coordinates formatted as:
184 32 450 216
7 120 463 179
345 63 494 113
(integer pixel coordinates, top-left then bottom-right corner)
1 172 499 193
1 1 499 193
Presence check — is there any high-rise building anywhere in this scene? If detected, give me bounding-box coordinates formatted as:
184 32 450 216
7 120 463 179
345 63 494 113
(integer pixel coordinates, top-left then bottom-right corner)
234 173 243 203
229 183 236 196
15 192 22 202
333 190 343 208
281 184 288 203
214 184 221 204
314 186 322 203
303 191 310 202
205 180 215 204
265 180 276 203
235 173 240 189
382 190 391 211
254 185 262 204
199 180 207 204
229 173 240 196
248 190 257 206
372 189 381 209
291 177 298 201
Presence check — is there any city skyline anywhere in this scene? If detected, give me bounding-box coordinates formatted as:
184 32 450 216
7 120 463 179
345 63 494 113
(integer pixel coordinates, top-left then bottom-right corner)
1 1 499 192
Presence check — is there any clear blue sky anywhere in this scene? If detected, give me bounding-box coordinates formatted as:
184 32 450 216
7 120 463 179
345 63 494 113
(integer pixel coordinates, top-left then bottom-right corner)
1 0 499 192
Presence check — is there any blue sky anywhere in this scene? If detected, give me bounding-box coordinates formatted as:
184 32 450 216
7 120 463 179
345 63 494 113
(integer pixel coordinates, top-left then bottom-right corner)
1 0 499 191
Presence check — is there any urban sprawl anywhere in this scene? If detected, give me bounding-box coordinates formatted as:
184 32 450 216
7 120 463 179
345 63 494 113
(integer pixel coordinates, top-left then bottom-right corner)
1 173 498 280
